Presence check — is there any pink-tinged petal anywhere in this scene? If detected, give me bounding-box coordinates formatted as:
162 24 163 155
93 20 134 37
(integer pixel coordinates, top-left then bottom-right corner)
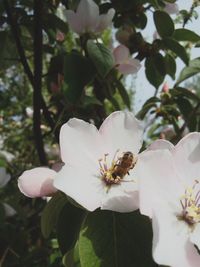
147 139 174 152
173 132 200 184
77 0 99 32
65 10 84 34
117 59 141 75
53 165 103 211
60 118 103 170
101 180 139 212
152 207 200 267
18 167 57 198
190 223 200 250
129 58 141 67
0 167 11 188
99 111 143 156
96 8 115 32
113 45 130 64
162 82 169 93
137 150 182 218
164 2 179 14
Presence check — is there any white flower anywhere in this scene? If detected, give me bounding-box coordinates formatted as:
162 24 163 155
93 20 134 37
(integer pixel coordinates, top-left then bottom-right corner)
65 0 115 35
53 111 143 212
137 133 200 267
164 2 179 15
113 45 141 75
25 107 33 118
18 167 58 198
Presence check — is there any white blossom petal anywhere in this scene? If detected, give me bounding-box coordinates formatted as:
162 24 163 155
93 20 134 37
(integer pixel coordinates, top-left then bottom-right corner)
147 139 175 152
18 167 57 197
99 111 143 156
65 10 84 34
164 2 179 14
152 207 200 267
101 180 139 212
137 149 182 218
0 167 10 188
60 118 103 170
190 223 200 250
96 8 115 32
53 165 103 211
173 132 200 184
117 60 141 75
113 45 129 64
77 0 99 32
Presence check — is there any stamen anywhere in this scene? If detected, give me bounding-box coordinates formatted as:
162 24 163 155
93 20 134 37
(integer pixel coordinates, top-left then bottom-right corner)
179 180 200 226
98 150 136 189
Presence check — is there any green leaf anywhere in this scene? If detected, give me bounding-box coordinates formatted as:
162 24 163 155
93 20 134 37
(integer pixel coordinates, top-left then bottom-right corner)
137 102 157 119
153 53 166 76
189 57 200 68
63 243 81 267
176 98 197 131
0 31 18 69
172 29 200 42
87 40 114 77
56 203 86 254
82 96 102 107
79 210 156 267
171 87 200 102
63 52 95 104
164 54 176 79
163 37 189 65
0 154 6 167
153 11 174 38
41 192 68 238
145 57 164 88
147 0 159 8
175 58 200 85
176 67 200 85
136 97 160 119
164 0 176 2
114 80 131 109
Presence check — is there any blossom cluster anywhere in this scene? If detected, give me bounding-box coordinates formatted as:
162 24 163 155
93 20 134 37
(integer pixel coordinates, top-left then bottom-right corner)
18 111 200 267
56 0 179 77
56 0 142 76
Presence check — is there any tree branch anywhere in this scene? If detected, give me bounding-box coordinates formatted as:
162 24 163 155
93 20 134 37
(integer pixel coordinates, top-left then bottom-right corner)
33 0 47 165
3 0 59 144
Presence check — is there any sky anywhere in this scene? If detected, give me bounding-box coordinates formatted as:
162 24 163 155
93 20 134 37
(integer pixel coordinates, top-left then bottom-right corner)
133 0 200 112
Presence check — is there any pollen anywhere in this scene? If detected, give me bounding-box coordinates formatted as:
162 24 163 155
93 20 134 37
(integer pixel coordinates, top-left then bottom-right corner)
179 180 200 226
98 150 136 189
98 150 122 186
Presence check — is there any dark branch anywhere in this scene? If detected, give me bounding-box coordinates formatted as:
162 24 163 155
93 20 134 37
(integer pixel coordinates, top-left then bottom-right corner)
3 0 34 84
3 0 58 144
33 0 47 165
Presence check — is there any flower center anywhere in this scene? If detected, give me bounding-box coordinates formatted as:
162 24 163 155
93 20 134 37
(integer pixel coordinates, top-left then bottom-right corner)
178 180 200 226
98 150 137 187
